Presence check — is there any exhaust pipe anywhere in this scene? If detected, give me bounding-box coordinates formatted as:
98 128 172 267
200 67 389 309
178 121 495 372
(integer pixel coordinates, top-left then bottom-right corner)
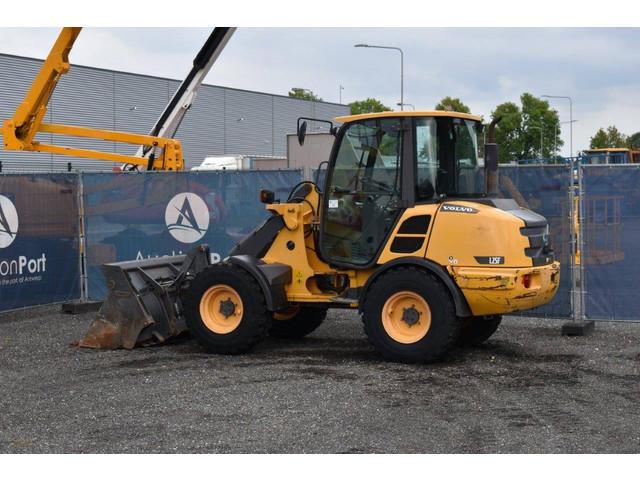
485 116 502 197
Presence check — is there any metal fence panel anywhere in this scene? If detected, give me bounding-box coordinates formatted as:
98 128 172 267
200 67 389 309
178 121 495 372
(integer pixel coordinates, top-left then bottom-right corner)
0 173 81 311
498 165 573 318
581 165 640 321
82 170 303 299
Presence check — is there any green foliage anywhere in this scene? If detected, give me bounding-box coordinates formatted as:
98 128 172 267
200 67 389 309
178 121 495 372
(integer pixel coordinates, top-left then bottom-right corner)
627 132 640 150
491 93 564 163
589 126 628 149
349 98 391 115
288 88 322 102
435 96 471 114
589 128 609 149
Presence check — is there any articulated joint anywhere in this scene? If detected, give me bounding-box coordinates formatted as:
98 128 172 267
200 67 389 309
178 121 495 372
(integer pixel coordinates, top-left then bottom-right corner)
1 120 25 150
150 140 184 171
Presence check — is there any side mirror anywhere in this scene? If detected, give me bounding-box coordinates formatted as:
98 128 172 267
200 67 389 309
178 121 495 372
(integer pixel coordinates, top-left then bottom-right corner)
297 120 308 146
259 189 275 204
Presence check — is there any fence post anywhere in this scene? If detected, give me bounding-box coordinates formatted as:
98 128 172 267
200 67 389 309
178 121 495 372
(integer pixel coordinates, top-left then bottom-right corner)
562 159 594 335
78 171 88 302
568 159 577 320
578 163 586 321
61 170 103 313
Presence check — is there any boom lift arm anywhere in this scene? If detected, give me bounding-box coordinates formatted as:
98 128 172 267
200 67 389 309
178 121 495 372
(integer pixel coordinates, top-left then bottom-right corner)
2 27 235 171
136 27 236 169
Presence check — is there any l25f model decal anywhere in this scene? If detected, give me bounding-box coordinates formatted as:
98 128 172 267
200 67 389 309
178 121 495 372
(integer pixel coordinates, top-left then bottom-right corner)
475 256 505 265
441 204 478 214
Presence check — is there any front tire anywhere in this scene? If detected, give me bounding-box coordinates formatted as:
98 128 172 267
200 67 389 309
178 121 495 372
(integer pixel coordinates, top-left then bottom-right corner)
270 306 327 338
183 264 271 354
362 267 461 363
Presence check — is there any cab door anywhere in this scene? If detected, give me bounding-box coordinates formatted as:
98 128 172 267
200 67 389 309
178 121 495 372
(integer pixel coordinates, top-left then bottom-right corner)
319 117 406 267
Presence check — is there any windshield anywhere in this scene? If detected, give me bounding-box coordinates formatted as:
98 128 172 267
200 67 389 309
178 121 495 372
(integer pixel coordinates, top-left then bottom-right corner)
416 117 484 198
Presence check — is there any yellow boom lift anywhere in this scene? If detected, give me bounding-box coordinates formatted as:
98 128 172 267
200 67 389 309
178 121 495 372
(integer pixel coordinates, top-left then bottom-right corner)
3 28 560 363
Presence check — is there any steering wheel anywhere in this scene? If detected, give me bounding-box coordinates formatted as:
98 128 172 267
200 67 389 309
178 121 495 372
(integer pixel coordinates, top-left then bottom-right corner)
360 176 395 195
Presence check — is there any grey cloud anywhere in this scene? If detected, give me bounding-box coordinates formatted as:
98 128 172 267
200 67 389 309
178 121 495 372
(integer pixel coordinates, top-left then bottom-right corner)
0 27 638 155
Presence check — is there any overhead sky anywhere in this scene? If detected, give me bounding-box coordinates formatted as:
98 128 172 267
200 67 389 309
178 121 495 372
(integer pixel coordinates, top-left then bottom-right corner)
1 27 639 156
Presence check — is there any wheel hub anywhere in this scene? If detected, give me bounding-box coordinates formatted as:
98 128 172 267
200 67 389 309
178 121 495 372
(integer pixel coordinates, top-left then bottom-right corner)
381 290 432 344
199 284 244 334
219 297 236 318
401 305 421 326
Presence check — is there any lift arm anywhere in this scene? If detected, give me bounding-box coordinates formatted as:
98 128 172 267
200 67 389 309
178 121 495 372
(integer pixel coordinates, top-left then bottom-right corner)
1 27 230 171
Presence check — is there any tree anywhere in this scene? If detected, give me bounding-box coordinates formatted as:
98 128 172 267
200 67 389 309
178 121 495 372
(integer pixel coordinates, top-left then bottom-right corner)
349 98 391 115
589 126 628 149
435 96 470 113
589 128 609 149
627 132 640 150
492 102 524 163
491 93 563 163
288 88 322 102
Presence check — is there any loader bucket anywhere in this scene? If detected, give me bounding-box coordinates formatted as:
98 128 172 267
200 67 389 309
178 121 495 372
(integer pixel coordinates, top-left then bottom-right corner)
76 245 212 349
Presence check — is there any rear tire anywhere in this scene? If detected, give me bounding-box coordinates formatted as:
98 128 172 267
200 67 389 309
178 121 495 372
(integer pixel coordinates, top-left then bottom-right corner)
270 306 327 338
183 263 271 354
457 315 502 347
362 267 461 363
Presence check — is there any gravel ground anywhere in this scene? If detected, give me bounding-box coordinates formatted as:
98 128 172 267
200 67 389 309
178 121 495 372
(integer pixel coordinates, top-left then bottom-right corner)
0 305 638 453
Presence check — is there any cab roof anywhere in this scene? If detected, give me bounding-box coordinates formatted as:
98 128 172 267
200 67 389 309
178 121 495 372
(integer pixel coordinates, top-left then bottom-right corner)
335 110 483 124
584 148 631 153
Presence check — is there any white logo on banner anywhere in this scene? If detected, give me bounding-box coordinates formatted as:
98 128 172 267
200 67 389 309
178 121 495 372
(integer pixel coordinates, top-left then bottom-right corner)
165 192 210 243
0 195 19 249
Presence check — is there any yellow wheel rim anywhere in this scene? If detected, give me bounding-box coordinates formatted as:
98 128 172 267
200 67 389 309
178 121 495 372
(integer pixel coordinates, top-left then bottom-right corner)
381 290 431 344
273 306 300 321
199 285 244 334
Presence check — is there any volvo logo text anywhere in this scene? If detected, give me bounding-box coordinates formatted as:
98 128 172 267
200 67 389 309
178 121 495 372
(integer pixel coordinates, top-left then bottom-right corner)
441 204 478 214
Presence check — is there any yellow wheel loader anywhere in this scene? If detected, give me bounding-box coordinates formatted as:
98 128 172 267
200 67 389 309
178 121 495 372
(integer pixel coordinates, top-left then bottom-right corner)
167 111 559 362
3 28 560 362
83 111 559 362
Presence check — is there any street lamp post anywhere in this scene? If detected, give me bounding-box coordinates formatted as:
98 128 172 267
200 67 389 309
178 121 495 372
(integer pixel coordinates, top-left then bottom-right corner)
355 43 404 110
542 95 573 159
339 84 344 104
397 102 415 111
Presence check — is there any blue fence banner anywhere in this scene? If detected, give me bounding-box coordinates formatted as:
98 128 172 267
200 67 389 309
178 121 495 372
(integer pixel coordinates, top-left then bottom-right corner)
0 174 81 311
7 166 635 322
582 165 640 321
82 170 303 299
498 165 573 318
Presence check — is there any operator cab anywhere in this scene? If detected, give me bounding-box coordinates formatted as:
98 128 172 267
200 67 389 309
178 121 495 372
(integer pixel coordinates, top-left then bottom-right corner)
318 111 485 268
